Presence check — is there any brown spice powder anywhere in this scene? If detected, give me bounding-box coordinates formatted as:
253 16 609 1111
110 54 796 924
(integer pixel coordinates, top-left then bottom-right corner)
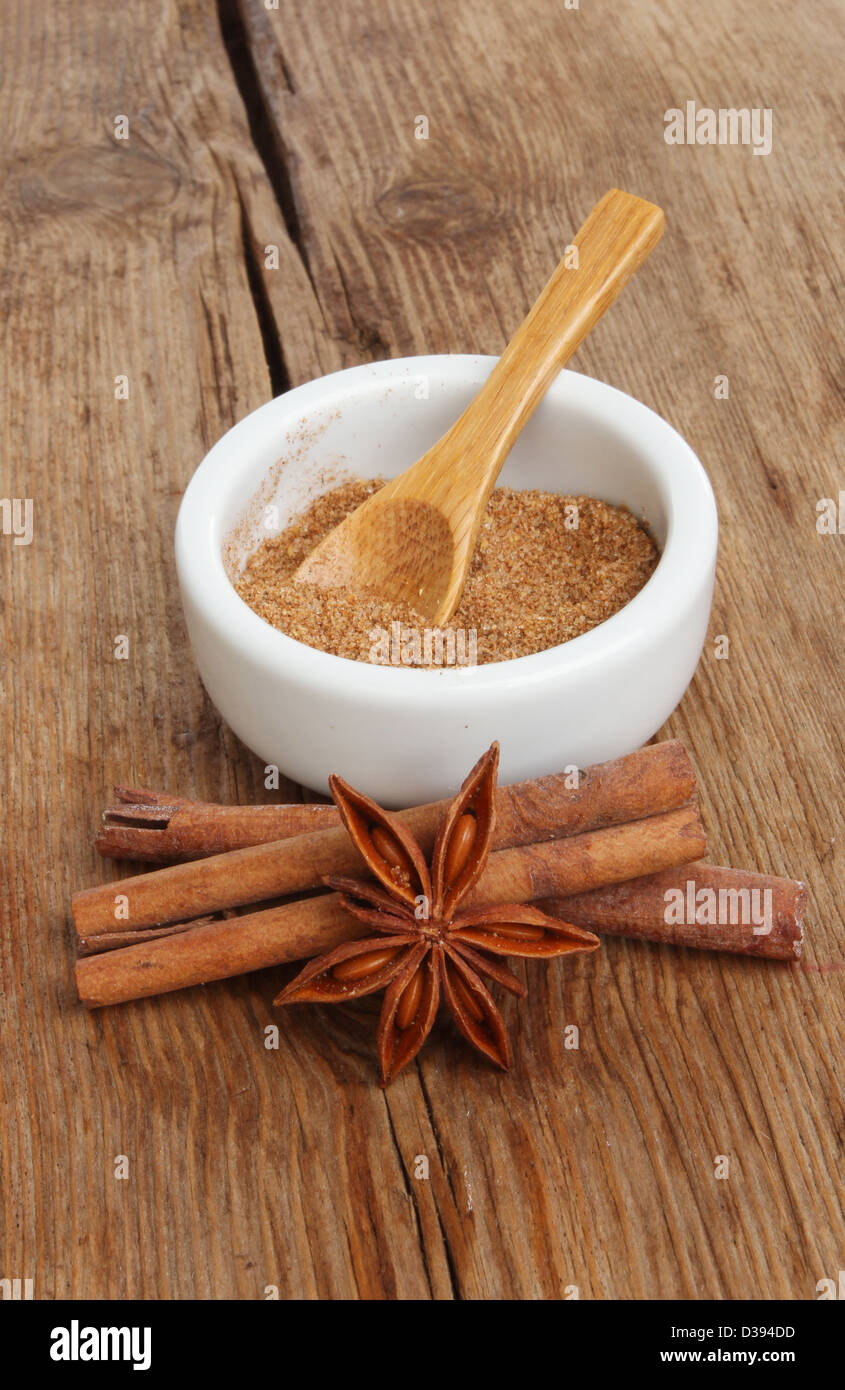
234 479 659 666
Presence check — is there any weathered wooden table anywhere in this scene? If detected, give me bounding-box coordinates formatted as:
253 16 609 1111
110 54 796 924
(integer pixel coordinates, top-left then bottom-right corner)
2 0 842 1299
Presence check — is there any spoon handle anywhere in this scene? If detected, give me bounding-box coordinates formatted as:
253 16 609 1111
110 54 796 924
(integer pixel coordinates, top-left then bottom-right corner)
446 189 664 491
293 189 665 628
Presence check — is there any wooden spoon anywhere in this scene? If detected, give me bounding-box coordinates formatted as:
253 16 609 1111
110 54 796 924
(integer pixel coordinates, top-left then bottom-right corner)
295 188 665 625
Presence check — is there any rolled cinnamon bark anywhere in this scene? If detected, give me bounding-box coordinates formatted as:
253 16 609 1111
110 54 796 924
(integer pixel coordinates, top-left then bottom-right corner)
75 804 706 1007
73 740 696 938
96 790 339 862
541 862 807 960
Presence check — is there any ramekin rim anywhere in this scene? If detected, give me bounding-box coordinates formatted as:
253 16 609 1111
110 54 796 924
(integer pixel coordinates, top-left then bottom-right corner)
175 357 718 695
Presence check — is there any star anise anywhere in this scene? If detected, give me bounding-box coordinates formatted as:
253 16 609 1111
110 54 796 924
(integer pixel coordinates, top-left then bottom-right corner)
275 744 599 1085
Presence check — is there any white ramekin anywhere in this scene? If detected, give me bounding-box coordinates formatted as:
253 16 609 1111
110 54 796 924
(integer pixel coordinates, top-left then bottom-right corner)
175 356 717 803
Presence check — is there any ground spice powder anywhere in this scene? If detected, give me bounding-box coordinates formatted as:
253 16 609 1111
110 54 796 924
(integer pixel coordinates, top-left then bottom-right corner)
234 479 659 666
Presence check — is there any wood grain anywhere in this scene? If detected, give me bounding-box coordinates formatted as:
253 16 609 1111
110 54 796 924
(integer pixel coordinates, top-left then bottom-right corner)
1 0 842 1299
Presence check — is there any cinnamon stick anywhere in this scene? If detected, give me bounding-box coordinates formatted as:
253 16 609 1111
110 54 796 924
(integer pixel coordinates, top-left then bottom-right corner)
75 804 706 1006
540 862 807 961
96 789 338 862
73 740 697 938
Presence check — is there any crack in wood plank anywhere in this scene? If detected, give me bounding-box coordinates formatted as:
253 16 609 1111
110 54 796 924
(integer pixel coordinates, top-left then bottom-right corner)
236 184 291 395
217 0 314 290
